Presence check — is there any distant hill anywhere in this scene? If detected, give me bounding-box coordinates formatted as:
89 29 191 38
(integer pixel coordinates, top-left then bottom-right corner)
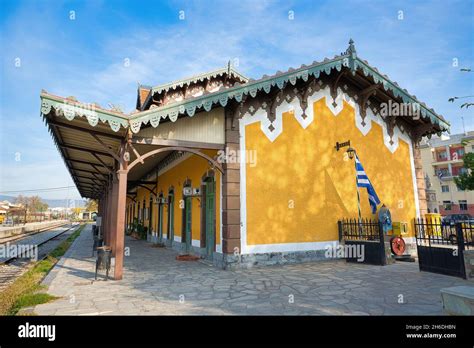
0 195 86 208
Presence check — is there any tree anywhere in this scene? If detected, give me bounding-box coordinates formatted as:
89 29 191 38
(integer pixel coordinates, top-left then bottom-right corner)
14 195 28 207
454 152 474 191
14 195 48 212
28 196 48 213
73 207 84 218
85 199 98 212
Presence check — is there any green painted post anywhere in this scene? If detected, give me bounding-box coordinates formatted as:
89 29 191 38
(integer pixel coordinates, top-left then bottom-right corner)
205 181 216 259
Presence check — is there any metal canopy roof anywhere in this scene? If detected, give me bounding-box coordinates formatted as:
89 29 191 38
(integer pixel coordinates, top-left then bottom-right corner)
41 104 174 199
42 107 124 198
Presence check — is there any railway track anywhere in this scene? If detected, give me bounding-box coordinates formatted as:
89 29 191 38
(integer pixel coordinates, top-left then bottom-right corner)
0 223 82 292
0 220 70 245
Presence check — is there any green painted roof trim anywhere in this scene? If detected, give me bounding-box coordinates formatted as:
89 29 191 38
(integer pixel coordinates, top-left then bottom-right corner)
128 53 449 134
353 58 449 129
40 92 129 132
151 66 249 95
128 56 348 133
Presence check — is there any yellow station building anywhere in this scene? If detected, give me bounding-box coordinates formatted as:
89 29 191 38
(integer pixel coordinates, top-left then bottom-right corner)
40 41 449 276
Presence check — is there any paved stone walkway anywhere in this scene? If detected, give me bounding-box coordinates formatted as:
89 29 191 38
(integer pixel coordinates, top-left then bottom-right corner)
33 224 471 315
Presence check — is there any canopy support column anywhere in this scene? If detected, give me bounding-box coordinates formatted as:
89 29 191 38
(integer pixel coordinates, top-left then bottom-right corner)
112 140 129 280
110 176 119 256
105 184 113 245
102 190 107 244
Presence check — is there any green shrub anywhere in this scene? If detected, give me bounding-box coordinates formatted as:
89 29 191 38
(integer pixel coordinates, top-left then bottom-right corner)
0 224 85 315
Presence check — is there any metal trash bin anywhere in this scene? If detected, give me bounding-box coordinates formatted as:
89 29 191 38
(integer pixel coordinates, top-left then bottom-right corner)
95 246 112 281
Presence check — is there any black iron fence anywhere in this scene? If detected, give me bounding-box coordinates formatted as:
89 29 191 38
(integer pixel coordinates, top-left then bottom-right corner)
338 218 383 241
460 221 474 248
414 218 473 279
338 218 386 265
414 218 474 249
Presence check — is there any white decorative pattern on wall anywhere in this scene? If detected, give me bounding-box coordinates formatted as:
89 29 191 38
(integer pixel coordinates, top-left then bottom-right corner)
241 86 407 154
238 86 421 254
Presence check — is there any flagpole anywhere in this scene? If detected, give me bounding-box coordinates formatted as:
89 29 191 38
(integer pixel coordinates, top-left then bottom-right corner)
354 155 363 236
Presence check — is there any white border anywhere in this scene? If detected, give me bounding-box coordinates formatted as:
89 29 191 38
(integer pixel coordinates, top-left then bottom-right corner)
245 240 340 253
239 86 420 254
403 237 416 244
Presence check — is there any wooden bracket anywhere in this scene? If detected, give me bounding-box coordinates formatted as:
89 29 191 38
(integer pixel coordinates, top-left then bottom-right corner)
90 133 121 162
331 70 347 101
232 94 248 129
90 164 108 176
92 153 113 174
269 90 284 123
126 195 137 202
137 184 156 195
297 78 317 118
359 84 380 117
412 123 436 143
128 142 144 164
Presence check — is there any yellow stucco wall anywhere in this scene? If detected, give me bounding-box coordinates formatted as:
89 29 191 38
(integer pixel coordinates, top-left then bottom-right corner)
128 150 221 246
244 98 417 246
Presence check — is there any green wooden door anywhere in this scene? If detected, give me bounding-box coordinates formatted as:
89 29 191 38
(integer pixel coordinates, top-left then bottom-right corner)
185 197 192 253
158 201 163 242
167 195 174 243
205 181 215 259
149 197 153 236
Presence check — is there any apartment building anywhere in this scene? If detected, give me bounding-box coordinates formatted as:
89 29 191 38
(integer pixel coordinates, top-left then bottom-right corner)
420 131 474 215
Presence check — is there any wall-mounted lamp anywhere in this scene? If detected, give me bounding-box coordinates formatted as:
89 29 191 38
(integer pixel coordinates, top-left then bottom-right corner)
346 147 356 160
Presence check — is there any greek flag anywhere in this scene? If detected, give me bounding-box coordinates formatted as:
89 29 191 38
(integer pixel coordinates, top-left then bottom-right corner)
355 154 380 214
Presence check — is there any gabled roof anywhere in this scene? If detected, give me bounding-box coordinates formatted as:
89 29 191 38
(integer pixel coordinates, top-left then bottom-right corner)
150 64 249 95
126 41 450 133
40 40 450 136
136 85 151 110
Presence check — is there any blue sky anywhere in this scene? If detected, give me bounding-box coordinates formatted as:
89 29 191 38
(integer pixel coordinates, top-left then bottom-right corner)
0 0 473 200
